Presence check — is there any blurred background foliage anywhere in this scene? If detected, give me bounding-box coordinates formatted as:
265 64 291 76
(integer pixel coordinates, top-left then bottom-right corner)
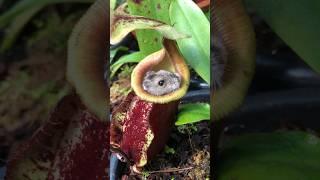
0 0 94 55
245 0 320 73
0 0 93 162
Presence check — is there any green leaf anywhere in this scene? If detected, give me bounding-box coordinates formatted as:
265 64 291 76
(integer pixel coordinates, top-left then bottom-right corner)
175 103 210 125
127 0 173 54
170 0 210 84
110 51 146 78
245 0 320 73
110 46 128 63
110 0 116 9
205 10 210 21
218 131 320 180
164 145 175 154
110 12 189 45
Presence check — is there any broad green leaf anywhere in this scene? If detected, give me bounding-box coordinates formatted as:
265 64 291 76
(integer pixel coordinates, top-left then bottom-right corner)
218 131 320 180
245 0 320 73
110 12 189 45
175 103 210 125
110 51 146 78
127 0 173 54
170 0 210 84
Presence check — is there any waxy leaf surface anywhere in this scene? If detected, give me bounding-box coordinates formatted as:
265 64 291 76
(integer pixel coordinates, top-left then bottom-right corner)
245 0 320 73
218 132 320 180
170 0 210 83
176 103 210 125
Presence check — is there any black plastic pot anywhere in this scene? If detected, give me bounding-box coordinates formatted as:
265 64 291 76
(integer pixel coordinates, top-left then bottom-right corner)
110 154 128 180
220 51 320 132
225 88 320 134
250 53 320 93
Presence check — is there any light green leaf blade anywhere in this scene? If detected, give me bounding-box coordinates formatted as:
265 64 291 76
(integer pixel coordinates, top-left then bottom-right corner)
175 103 210 125
170 0 210 84
110 46 128 63
245 0 320 73
110 0 116 9
218 131 320 180
110 51 146 78
127 0 173 54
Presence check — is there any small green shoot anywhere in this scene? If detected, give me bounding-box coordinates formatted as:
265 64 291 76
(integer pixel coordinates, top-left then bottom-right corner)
164 145 175 155
141 171 150 180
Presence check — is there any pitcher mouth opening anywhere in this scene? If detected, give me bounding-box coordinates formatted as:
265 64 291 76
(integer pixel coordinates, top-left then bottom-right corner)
131 39 190 104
